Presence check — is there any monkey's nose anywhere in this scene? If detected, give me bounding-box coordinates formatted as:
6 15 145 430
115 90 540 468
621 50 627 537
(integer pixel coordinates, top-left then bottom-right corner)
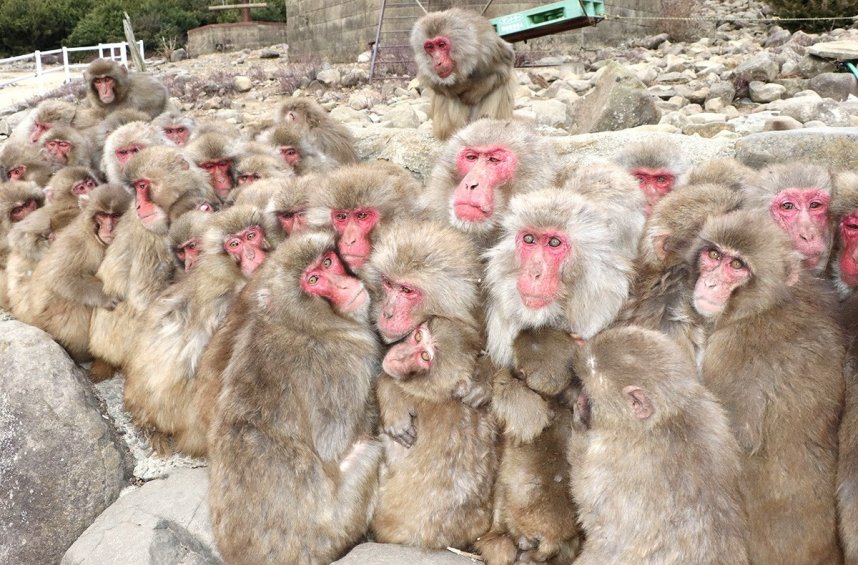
383 310 393 319
467 182 478 190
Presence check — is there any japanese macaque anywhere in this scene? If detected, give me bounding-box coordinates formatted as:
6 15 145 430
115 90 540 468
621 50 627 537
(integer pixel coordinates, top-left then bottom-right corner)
208 230 381 564
410 8 516 140
101 121 167 185
259 123 336 176
477 187 635 564
124 205 280 456
38 125 92 168
10 99 77 144
0 144 54 185
168 210 212 274
6 167 100 321
83 58 169 119
87 108 150 166
684 157 759 192
618 182 744 360
420 118 560 249
837 289 858 563
153 110 196 146
613 139 690 216
274 97 359 165
87 146 216 381
230 176 284 210
829 171 858 299
28 185 131 362
307 161 419 271
571 326 749 564
368 221 496 549
0 180 44 308
234 152 289 187
689 210 843 563
743 162 834 274
184 131 243 201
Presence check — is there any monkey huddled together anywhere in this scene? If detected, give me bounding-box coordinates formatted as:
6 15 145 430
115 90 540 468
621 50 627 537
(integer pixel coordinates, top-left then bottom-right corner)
0 25 857 564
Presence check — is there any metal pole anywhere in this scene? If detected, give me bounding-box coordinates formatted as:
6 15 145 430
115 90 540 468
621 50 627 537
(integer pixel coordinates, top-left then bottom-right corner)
369 0 388 84
62 47 70 83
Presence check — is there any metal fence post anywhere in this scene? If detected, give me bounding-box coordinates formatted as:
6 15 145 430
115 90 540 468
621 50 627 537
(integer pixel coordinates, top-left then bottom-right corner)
62 47 70 84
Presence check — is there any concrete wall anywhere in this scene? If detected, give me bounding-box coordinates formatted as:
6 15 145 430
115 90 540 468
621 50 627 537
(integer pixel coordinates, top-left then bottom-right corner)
286 0 673 64
188 22 288 56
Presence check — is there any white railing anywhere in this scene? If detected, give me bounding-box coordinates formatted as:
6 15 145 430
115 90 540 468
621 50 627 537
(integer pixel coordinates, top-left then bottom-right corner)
0 41 145 95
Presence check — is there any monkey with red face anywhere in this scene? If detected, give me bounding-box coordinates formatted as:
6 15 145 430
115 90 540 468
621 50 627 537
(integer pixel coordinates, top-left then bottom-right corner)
829 171 858 299
83 59 168 119
411 9 516 140
613 138 690 216
744 162 834 274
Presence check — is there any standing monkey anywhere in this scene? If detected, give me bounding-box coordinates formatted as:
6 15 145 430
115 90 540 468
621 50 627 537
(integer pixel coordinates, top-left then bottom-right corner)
411 8 516 140
208 231 381 564
83 58 168 119
571 326 749 564
689 210 843 563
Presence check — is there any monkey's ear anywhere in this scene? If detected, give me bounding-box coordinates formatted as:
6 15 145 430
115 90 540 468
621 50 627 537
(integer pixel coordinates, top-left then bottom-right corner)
652 233 670 261
622 385 653 420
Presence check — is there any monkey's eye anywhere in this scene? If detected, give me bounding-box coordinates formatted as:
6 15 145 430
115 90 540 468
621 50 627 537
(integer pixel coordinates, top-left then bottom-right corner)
548 237 562 247
228 239 240 248
781 202 795 210
707 249 720 260
423 41 434 51
436 41 447 49
729 258 745 270
809 201 822 209
847 223 858 230
401 285 413 294
246 230 256 240
420 351 431 362
656 176 666 183
187 242 197 250
465 153 478 161
335 212 348 221
356 211 368 220
323 256 332 268
414 330 422 342
488 156 501 163
523 234 536 244
307 274 319 285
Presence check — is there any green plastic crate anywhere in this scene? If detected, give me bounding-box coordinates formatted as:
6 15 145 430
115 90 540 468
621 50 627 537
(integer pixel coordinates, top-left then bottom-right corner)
491 0 605 43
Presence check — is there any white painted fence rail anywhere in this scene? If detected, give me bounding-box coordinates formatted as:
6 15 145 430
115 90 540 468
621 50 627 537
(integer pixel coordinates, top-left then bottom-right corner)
0 40 145 95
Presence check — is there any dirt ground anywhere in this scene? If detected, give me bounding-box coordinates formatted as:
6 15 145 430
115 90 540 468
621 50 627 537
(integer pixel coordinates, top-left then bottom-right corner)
0 68 76 111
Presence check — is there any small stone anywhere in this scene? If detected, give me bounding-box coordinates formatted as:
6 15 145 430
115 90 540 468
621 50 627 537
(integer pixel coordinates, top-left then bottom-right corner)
233 76 252 92
316 68 341 87
259 50 280 59
170 48 187 62
749 81 786 103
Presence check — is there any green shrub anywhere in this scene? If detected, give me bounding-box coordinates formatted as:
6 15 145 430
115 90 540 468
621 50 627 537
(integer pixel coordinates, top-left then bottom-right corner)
0 0 94 56
764 0 858 33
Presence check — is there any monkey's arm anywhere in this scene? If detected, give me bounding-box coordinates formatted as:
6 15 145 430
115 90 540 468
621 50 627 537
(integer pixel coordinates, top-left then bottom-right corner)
490 367 554 445
50 269 119 309
513 327 577 397
377 374 417 448
453 352 493 408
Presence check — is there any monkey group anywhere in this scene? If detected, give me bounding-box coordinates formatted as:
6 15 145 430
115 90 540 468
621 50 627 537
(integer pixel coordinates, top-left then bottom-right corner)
0 29 857 564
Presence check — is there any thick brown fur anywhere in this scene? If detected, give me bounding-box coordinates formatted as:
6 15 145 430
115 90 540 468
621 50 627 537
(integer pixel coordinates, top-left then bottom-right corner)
420 118 560 250
233 152 289 189
0 143 54 186
259 122 338 175
29 184 131 362
124 205 281 456
83 58 168 119
87 146 215 378
684 158 759 192
152 110 196 145
208 230 381 565
100 120 165 185
571 326 749 564
612 138 690 180
167 209 212 276
38 125 93 169
689 209 844 563
830 171 858 299
274 97 358 165
0 180 45 297
10 99 78 144
837 292 858 564
411 9 516 139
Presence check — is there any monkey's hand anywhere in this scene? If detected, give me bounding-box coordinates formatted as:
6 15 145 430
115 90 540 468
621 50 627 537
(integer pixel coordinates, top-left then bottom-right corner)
454 378 492 408
492 368 554 444
383 409 417 448
513 327 576 397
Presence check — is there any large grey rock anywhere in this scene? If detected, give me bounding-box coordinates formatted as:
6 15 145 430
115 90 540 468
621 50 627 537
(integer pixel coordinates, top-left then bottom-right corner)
569 61 661 134
768 94 850 126
0 321 132 565
553 130 735 167
749 81 786 103
735 127 858 169
797 54 838 78
62 468 220 565
809 72 858 102
353 126 438 182
532 98 570 128
334 543 474 564
808 40 858 60
735 52 780 83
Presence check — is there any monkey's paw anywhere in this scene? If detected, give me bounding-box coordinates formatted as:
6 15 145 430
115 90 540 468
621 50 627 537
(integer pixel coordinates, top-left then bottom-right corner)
453 377 491 408
383 409 417 448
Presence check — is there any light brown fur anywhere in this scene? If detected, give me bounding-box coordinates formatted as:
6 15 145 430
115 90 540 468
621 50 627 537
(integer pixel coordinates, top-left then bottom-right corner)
83 58 168 119
274 97 358 165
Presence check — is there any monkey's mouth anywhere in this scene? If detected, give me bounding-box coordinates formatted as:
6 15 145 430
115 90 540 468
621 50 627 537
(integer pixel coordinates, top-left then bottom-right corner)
519 293 553 309
434 64 454 79
454 203 491 222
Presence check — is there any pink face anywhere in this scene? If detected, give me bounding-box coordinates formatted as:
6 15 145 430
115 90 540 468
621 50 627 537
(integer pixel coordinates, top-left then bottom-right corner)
7 165 26 181
279 145 301 168
224 224 267 277
452 146 518 224
423 35 454 79
515 229 571 309
301 250 368 314
331 207 379 269
94 76 115 104
115 145 143 170
132 178 166 228
632 167 675 216
10 198 38 222
276 209 307 236
200 159 234 198
176 237 202 272
164 126 190 146
94 212 121 245
839 212 858 288
382 322 435 379
377 277 424 342
769 187 831 271
692 247 751 317
30 121 50 144
72 177 97 197
44 139 72 164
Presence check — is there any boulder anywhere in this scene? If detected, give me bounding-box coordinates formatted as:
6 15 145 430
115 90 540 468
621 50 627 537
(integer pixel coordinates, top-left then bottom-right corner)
749 81 786 103
735 127 858 168
335 543 475 564
808 72 858 102
735 52 780 83
62 468 218 565
0 321 132 565
569 61 661 134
